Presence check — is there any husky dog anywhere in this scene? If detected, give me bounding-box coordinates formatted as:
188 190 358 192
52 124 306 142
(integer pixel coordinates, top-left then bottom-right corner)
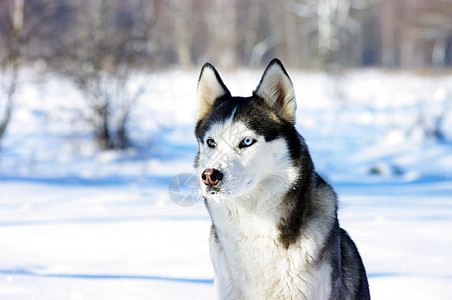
194 59 370 300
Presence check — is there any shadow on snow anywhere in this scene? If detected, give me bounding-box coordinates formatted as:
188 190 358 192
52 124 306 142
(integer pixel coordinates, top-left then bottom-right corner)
0 269 214 285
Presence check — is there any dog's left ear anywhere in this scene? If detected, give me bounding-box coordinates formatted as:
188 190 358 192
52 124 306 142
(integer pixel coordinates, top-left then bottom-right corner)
197 63 231 121
254 59 296 124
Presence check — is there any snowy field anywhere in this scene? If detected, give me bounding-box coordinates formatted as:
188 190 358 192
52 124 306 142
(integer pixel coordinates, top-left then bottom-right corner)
0 68 452 299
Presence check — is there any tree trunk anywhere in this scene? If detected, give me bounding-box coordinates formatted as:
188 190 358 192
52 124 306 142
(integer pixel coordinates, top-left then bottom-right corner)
0 0 24 150
172 0 192 68
94 102 113 150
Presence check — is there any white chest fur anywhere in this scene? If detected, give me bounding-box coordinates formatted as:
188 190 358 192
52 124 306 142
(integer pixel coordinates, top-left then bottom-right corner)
208 194 333 300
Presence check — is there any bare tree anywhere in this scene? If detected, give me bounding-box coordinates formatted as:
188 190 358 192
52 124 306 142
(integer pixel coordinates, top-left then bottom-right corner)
0 0 24 150
171 0 193 68
204 0 238 69
48 0 149 149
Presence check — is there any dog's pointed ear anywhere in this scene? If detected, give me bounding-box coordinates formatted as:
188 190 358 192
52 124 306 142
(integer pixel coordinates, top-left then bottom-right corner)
197 63 231 121
254 59 296 124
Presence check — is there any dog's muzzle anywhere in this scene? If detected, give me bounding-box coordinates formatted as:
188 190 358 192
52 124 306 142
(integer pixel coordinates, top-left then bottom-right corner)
201 168 223 186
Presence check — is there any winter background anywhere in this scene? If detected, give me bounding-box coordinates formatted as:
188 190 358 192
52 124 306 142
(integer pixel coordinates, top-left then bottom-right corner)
0 68 451 300
1 1 452 299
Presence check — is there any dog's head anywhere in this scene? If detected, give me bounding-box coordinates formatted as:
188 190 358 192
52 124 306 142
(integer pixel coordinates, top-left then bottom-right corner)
194 59 301 201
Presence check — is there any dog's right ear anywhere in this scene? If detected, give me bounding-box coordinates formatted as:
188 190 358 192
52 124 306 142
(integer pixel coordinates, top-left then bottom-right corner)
254 59 296 124
197 63 231 121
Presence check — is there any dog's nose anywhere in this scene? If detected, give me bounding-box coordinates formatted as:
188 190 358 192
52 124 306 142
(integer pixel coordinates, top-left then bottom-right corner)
201 168 223 186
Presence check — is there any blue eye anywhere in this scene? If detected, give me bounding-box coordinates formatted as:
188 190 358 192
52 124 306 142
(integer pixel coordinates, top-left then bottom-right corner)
239 137 256 149
206 138 216 148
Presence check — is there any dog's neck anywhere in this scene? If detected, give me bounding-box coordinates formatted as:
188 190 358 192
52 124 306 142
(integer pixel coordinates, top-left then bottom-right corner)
206 168 337 243
206 171 296 237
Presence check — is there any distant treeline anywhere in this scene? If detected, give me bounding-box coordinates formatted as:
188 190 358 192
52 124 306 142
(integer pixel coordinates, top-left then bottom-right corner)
1 0 452 70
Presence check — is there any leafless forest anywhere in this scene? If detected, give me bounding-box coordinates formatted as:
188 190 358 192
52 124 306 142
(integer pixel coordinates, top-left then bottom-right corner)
1 0 452 71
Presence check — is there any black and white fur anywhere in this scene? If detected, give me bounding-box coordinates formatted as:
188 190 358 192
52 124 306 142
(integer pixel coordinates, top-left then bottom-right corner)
194 59 370 300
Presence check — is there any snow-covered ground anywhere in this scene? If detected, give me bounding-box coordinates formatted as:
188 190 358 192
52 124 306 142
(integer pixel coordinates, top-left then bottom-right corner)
0 68 451 299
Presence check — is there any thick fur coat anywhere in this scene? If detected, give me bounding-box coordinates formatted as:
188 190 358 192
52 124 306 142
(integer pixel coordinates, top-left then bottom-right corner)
194 59 370 300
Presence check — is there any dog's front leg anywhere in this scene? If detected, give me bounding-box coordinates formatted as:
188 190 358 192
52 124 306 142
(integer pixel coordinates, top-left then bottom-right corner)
210 228 241 299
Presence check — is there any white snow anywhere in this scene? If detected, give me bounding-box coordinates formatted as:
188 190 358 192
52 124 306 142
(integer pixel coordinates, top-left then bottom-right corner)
0 68 451 299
